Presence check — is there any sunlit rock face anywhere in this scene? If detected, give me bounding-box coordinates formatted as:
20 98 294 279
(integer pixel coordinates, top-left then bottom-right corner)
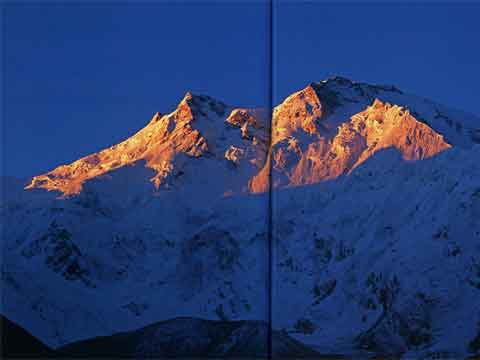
250 78 457 192
5 77 480 356
27 93 268 196
27 77 477 196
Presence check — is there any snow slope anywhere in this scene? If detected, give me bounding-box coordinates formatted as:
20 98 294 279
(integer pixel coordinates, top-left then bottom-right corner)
1 77 479 357
272 145 480 358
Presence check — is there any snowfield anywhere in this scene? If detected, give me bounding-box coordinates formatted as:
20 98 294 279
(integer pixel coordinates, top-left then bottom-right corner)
1 76 479 357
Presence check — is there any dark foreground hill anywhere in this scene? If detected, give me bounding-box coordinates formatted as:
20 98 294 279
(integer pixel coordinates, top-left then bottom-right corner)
2 315 328 358
1 315 56 358
58 317 324 358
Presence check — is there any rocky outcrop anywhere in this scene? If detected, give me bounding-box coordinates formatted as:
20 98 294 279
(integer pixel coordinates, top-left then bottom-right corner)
251 94 451 191
27 93 268 196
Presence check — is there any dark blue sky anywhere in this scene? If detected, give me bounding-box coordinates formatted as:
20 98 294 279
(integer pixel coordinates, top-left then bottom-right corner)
275 2 480 109
3 2 270 177
3 2 479 177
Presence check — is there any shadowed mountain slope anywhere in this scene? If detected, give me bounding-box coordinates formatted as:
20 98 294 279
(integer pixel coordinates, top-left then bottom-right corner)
1 315 56 358
2 77 480 358
58 317 322 358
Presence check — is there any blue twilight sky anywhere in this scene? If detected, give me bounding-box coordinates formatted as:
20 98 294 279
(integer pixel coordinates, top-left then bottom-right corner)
274 2 480 109
3 2 479 177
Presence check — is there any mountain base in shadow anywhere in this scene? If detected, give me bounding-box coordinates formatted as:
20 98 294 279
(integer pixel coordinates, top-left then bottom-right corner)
1 315 57 358
59 317 326 358
2 315 339 358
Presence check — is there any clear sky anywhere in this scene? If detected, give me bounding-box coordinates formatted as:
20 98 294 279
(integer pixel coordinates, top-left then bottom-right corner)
3 2 479 177
3 2 270 177
274 2 480 111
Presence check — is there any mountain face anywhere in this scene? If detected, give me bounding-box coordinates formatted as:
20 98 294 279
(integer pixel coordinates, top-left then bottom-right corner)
272 146 480 357
0 315 322 358
2 76 480 358
26 92 268 197
58 317 321 358
251 82 454 191
26 76 476 197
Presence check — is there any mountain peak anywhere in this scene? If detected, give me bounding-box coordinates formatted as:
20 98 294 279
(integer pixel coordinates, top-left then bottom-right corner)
251 93 452 192
321 75 355 86
26 79 475 196
272 85 324 142
176 91 228 119
314 76 403 97
26 91 268 196
182 91 194 101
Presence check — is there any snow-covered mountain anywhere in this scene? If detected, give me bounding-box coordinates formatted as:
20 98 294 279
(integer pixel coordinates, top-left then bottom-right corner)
1 76 479 358
271 145 480 358
251 77 476 192
24 76 479 197
26 92 268 198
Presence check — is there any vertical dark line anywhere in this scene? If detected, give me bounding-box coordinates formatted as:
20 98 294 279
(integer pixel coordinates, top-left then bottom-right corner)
267 0 274 359
1 6 5 232
1 4 6 322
